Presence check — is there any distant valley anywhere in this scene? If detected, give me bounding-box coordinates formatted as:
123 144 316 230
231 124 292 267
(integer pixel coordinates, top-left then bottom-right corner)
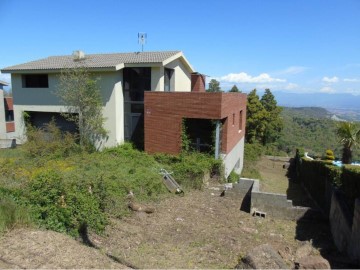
254 91 355 120
278 106 360 160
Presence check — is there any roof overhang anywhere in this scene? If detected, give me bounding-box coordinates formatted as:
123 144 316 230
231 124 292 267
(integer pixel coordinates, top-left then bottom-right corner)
1 67 119 74
162 52 195 73
0 80 9 86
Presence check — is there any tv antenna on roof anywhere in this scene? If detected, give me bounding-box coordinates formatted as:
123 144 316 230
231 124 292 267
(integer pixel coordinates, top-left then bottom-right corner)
138 32 147 52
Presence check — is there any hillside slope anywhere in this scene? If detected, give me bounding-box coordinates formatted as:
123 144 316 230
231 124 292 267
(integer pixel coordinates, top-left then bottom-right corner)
278 107 360 160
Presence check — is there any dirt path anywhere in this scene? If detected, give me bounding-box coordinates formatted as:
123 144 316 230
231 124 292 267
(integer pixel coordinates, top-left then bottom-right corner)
0 228 126 269
87 183 325 269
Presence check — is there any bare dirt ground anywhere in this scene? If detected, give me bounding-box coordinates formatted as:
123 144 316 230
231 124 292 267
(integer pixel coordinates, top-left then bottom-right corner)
0 157 349 269
0 228 126 269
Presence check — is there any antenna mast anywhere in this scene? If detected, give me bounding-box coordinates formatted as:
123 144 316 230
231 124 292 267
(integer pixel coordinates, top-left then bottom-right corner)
138 32 147 52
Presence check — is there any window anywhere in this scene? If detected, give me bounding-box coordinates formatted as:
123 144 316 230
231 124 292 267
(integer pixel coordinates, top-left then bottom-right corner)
164 68 174 92
22 74 49 88
239 110 243 130
5 110 14 122
232 113 235 126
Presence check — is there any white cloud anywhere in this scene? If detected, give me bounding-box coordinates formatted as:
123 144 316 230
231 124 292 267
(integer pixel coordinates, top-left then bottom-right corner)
344 78 360 82
322 76 339 83
220 72 286 83
285 83 299 90
281 66 308 75
320 86 336 94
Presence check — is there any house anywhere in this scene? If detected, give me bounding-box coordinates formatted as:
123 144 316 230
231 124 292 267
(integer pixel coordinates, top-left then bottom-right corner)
0 80 15 148
1 51 246 177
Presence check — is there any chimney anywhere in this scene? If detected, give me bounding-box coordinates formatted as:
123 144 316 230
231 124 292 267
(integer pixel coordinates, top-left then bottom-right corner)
73 50 85 61
191 72 206 92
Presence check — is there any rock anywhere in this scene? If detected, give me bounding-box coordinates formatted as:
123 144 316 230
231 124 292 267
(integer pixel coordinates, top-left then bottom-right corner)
241 227 258 234
236 244 287 269
295 242 314 260
295 255 330 269
278 246 293 262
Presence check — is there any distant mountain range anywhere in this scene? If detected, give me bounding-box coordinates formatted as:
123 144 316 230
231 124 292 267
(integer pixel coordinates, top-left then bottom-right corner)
271 92 360 110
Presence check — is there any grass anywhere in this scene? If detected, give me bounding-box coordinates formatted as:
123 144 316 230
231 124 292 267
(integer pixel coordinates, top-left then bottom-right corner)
240 143 263 180
0 195 32 233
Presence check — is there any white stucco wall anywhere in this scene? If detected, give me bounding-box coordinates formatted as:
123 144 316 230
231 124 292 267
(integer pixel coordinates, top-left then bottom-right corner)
165 59 191 92
221 136 245 178
11 71 124 149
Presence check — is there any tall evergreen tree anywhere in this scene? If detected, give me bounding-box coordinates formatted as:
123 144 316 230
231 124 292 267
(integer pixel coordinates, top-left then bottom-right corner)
207 79 222 92
260 89 283 145
246 89 268 143
229 85 240 92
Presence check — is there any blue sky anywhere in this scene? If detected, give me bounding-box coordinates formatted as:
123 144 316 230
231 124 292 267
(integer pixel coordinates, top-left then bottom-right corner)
1 0 359 95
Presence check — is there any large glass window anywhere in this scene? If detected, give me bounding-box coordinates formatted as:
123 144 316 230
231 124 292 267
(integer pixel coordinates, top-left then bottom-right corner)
22 74 49 88
123 68 151 102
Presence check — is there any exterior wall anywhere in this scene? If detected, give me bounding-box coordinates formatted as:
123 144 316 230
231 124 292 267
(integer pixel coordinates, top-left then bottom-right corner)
164 59 191 92
151 67 161 91
144 92 247 175
144 92 246 155
97 71 124 148
220 94 247 154
221 136 244 177
11 71 124 148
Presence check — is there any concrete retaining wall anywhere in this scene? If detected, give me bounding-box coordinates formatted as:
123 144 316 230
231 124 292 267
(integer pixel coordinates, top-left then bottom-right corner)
234 178 309 220
330 192 360 264
329 191 353 253
349 199 360 264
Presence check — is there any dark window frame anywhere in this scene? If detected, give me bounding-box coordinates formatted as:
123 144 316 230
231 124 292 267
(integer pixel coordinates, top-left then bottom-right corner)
239 110 243 131
164 68 174 92
22 74 49 88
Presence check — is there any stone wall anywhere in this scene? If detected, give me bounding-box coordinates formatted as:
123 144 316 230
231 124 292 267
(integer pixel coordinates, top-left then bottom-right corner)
330 192 360 264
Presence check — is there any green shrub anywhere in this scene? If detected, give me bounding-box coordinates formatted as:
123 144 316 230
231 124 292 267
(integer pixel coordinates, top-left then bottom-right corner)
341 165 360 213
241 143 263 180
324 149 335 161
228 170 240 183
0 194 31 233
154 152 224 190
22 120 80 159
0 142 224 236
26 169 107 236
296 157 342 213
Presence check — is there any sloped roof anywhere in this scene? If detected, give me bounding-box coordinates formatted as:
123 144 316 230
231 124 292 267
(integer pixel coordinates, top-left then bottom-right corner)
0 80 9 86
2 51 192 72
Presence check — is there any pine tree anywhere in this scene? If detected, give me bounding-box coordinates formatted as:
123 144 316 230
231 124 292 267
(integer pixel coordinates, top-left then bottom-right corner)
246 89 268 143
207 79 222 92
229 85 240 92
260 89 283 145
